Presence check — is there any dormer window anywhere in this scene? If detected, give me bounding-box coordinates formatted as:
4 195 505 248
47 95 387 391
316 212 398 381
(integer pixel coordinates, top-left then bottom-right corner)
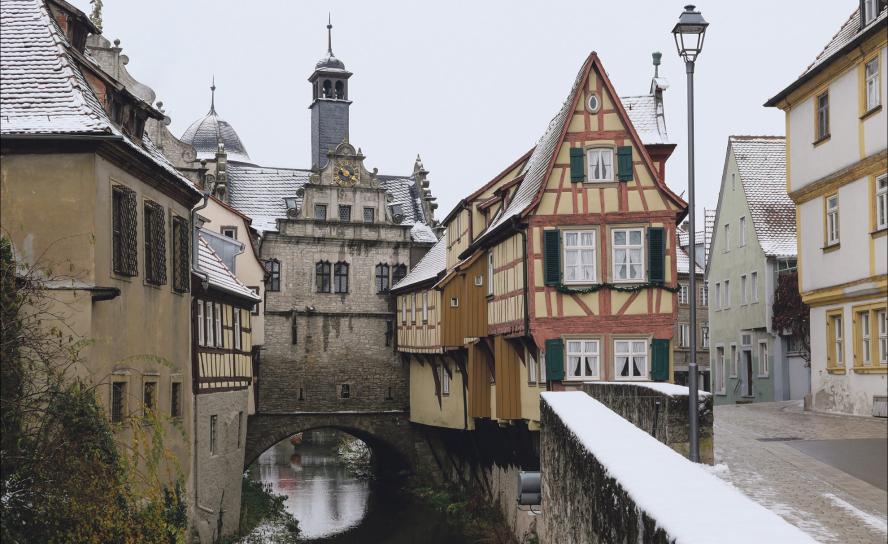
863 0 884 25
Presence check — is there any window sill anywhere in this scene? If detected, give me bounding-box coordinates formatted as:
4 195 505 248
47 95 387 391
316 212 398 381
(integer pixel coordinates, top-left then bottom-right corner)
826 368 847 375
813 134 831 147
852 366 887 374
871 228 887 238
860 105 882 120
757 374 770 379
821 243 841 253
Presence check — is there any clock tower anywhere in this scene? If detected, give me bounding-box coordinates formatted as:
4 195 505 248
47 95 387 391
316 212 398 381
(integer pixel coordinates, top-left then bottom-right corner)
309 16 352 170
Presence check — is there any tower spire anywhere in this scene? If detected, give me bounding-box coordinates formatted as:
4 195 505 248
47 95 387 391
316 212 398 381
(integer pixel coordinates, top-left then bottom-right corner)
209 76 216 114
327 13 333 56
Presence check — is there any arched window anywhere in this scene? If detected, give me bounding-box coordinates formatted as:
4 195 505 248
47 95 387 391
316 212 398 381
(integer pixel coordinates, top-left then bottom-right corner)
375 263 390 293
315 261 331 293
322 80 332 98
334 80 344 99
266 260 281 292
334 262 349 293
392 263 408 285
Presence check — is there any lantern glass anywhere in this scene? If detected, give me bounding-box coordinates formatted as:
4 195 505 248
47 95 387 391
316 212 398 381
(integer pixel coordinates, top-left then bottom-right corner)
672 5 709 63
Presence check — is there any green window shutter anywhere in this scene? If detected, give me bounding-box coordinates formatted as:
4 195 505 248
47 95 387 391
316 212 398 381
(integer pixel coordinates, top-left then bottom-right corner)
617 146 633 182
545 338 565 381
647 227 665 283
569 148 585 182
651 339 670 381
543 229 561 286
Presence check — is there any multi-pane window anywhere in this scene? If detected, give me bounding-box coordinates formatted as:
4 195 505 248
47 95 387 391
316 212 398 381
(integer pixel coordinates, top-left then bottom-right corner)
612 228 643 282
879 309 887 365
339 205 352 222
701 282 709 307
587 148 614 181
487 252 494 296
112 186 138 276
143 381 157 417
567 339 600 380
392 264 407 285
563 230 597 283
528 351 538 385
864 0 880 23
144 202 167 285
750 272 758 302
314 204 328 220
858 311 872 365
334 262 349 293
826 194 840 245
214 302 223 348
877 175 887 230
111 381 126 423
375 264 390 293
209 415 218 455
266 260 281 292
171 216 189 292
739 216 747 247
701 323 710 348
679 324 690 348
234 309 241 351
171 382 182 418
724 224 730 252
204 301 214 347
422 291 428 323
759 342 769 377
740 274 748 304
197 301 205 346
316 261 331 293
221 226 237 239
865 58 880 112
715 347 726 394
856 306 888 367
816 92 830 140
363 207 375 224
615 339 647 379
340 384 351 399
678 283 689 305
828 311 844 369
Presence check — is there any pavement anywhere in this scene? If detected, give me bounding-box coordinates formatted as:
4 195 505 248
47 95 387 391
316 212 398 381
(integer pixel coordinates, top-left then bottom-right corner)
712 401 888 544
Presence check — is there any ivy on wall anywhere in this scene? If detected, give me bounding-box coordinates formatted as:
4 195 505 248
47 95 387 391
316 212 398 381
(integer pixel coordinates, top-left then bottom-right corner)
555 282 681 295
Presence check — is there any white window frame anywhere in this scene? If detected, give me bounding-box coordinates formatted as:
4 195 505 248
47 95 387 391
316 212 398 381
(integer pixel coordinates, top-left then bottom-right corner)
701 323 710 348
724 223 730 252
679 323 690 348
528 349 538 385
877 174 887 230
715 345 726 394
566 339 601 381
740 274 748 305
233 308 241 351
715 282 721 310
401 296 407 323
611 228 645 283
440 364 450 395
865 57 880 111
678 283 689 305
833 314 844 366
739 216 747 247
859 310 872 365
864 0 879 23
540 351 547 383
826 194 840 246
214 302 223 348
878 309 887 365
750 272 759 303
758 340 769 377
204 301 214 347
197 301 205 346
613 338 648 381
422 291 429 323
487 252 494 296
724 280 731 309
587 147 614 182
701 281 709 307
730 343 738 378
563 229 598 284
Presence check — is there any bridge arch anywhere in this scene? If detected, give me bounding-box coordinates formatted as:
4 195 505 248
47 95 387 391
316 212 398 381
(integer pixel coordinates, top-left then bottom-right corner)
244 411 415 473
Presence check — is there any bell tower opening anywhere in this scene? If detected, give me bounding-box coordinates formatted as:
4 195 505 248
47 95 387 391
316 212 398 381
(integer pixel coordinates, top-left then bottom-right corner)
309 15 353 170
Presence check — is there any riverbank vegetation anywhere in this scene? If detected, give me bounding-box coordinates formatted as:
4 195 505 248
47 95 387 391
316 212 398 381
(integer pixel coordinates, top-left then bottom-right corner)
224 475 300 544
410 484 520 544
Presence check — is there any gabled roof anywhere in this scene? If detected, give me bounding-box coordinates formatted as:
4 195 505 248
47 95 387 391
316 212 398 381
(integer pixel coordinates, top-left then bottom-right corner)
622 94 670 146
722 136 796 259
390 236 446 293
676 246 704 276
765 6 887 106
464 52 686 255
197 235 261 302
0 0 200 198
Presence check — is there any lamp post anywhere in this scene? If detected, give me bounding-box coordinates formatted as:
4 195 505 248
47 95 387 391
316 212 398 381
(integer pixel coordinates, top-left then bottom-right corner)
672 4 708 464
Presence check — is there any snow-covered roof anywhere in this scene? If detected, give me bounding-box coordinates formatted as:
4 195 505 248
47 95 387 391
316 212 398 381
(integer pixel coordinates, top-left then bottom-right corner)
541 392 818 544
730 136 796 258
622 94 670 146
391 237 446 292
585 381 711 398
181 108 254 164
676 246 703 276
197 235 261 302
678 230 705 248
0 0 199 198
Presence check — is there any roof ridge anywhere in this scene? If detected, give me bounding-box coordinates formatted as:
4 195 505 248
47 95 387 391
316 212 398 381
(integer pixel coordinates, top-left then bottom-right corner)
729 135 785 140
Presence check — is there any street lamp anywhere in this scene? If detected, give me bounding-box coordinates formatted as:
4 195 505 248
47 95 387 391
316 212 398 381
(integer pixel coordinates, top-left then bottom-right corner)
672 4 708 464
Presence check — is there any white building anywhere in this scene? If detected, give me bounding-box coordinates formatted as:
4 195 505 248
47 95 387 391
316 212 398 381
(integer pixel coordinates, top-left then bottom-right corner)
766 2 887 416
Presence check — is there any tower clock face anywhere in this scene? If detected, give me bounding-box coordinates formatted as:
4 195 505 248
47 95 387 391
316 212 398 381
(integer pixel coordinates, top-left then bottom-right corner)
334 161 359 187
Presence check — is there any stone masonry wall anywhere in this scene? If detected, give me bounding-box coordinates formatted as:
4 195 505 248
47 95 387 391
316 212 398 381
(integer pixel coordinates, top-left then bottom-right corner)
580 382 714 464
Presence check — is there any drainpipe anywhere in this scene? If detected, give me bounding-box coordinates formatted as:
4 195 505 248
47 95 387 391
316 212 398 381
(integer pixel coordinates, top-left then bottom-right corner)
190 191 209 525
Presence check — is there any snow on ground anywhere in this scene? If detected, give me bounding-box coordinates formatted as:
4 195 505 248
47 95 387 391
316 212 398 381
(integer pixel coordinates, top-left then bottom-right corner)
822 493 888 535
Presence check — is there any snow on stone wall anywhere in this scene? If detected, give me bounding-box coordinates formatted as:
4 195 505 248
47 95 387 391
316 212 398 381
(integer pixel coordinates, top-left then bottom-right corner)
540 392 817 544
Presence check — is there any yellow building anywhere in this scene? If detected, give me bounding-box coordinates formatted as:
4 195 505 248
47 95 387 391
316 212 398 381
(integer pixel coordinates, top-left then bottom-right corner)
1 0 202 496
766 2 887 416
395 51 686 431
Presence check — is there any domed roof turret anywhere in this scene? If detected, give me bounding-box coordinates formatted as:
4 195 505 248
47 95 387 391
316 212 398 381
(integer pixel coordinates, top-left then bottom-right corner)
181 82 253 164
313 16 348 73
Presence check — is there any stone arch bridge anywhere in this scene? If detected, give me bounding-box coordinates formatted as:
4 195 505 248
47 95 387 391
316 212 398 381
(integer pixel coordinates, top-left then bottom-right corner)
244 411 415 472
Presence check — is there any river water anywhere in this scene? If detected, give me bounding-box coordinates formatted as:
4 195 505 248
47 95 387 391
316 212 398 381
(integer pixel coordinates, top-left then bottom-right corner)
248 430 472 543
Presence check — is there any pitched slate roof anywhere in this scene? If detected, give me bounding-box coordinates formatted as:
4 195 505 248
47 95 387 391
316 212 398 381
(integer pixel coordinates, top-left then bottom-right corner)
391 236 446 292
0 0 199 197
622 94 670 145
730 136 796 258
197 235 261 302
676 246 704 276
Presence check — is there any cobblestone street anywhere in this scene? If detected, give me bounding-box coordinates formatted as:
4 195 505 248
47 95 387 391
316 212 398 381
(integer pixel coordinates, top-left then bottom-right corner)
713 401 888 543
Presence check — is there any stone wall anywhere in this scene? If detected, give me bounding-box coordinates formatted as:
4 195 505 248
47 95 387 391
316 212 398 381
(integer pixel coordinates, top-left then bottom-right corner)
578 382 714 464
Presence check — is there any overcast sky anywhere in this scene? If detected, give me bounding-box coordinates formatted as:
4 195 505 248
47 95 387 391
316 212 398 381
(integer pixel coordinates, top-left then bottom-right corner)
71 1 854 224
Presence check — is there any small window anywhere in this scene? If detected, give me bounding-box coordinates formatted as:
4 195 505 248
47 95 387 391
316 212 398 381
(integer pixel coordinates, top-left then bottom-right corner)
724 279 731 308
363 207 375 224
730 344 738 377
375 263 390 293
487 252 494 295
678 283 689 305
316 261 331 293
614 339 647 380
221 226 237 239
723 223 731 252
878 309 887 365
587 148 614 182
865 58 880 112
111 381 126 423
586 93 601 113
611 228 643 282
266 260 281 292
701 323 710 348
679 324 690 347
440 365 451 395
816 92 830 141
214 302 223 348
334 262 349 293
209 415 218 455
143 381 157 418
392 264 407 285
858 311 872 365
314 204 328 220
411 294 416 323
740 274 748 304
528 350 538 385
739 216 747 247
715 282 721 309
474 274 483 287
171 382 182 418
340 384 351 399
567 339 600 380
563 230 597 284
876 175 887 230
715 346 726 394
864 0 880 25
401 296 407 323
422 291 428 323
750 272 758 303
204 301 214 347
233 309 242 351
144 201 167 285
701 281 709 307
450 297 459 307
826 194 840 246
828 311 844 368
339 205 352 222
112 185 138 276
249 286 261 315
197 302 205 346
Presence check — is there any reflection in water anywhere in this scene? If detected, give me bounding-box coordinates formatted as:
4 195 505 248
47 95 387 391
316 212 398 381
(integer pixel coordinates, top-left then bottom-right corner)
252 431 370 539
